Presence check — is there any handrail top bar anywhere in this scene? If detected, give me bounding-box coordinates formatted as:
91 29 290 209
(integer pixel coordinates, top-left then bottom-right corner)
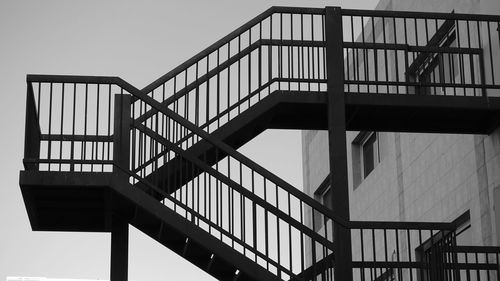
28 6 500 98
141 6 324 95
26 73 350 228
350 220 456 230
342 8 500 21
27 74 142 94
27 74 120 84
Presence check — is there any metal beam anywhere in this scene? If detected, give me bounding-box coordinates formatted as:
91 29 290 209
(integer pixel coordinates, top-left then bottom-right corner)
110 216 128 281
326 6 353 281
113 94 131 174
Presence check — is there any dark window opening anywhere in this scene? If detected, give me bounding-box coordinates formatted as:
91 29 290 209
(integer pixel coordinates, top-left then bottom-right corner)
362 132 377 177
313 175 333 231
352 131 381 189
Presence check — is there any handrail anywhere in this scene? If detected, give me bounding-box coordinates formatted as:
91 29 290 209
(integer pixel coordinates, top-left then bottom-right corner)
341 8 500 21
129 84 349 229
111 163 307 281
135 39 326 124
133 122 335 250
23 7 500 280
140 6 324 98
25 74 348 227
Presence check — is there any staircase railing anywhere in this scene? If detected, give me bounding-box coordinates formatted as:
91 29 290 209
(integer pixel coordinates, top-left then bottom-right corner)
135 7 326 131
22 7 500 281
128 6 329 181
24 74 348 280
27 74 500 281
134 8 500 182
341 10 500 96
24 72 500 281
130 79 346 280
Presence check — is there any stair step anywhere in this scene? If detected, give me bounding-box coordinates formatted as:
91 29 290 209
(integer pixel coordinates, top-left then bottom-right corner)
207 255 238 281
131 207 161 233
182 238 212 268
157 221 186 254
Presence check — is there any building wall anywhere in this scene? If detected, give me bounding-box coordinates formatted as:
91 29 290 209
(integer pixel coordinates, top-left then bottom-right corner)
302 0 500 249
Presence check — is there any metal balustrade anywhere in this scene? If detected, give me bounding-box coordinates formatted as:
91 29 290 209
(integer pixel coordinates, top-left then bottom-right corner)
24 74 347 280
342 10 500 96
21 6 500 281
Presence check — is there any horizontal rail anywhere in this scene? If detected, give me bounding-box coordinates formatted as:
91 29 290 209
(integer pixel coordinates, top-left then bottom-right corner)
141 6 325 96
352 261 424 269
345 42 483 54
134 122 336 250
40 134 113 142
111 164 303 280
449 245 500 253
23 158 114 165
341 8 500 21
136 39 326 124
349 220 455 230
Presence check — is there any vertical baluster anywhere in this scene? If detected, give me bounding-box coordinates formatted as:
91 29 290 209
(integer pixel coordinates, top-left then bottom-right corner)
258 21 262 100
382 17 389 94
238 36 241 114
227 42 231 122
59 83 65 171
83 83 88 171
361 16 369 93
95 84 100 171
248 27 252 107
107 85 112 168
276 183 281 278
269 15 273 95
371 16 378 94
393 17 400 94
70 83 76 171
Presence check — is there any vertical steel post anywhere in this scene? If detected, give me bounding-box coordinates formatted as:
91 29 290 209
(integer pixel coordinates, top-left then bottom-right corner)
325 6 353 281
111 216 129 281
110 93 131 281
24 81 41 171
113 93 131 174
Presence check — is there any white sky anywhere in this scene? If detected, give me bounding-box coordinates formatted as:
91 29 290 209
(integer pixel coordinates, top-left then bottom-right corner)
0 0 379 280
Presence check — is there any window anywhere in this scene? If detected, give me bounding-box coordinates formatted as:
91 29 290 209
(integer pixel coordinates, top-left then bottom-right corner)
313 175 332 231
362 132 379 178
352 131 381 187
321 186 333 211
314 175 333 211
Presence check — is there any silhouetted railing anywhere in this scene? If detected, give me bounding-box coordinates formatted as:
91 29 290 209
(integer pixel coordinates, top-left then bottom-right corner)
23 74 347 280
21 6 500 281
135 8 500 185
136 7 327 134
342 10 500 96
23 76 121 172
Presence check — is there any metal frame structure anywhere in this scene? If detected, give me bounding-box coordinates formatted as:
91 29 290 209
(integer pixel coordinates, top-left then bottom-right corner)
20 6 500 281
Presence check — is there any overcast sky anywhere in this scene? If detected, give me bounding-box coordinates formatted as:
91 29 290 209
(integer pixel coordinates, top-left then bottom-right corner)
0 0 379 280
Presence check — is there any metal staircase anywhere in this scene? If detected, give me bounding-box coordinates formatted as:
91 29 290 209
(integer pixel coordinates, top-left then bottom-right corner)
20 6 500 281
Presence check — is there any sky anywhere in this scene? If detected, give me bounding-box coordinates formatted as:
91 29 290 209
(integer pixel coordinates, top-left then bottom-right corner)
0 0 378 280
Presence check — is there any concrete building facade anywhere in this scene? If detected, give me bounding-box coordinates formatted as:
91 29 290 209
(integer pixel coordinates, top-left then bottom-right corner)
302 0 500 252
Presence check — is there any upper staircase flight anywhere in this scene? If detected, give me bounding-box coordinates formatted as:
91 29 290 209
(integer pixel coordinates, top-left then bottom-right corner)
20 6 500 281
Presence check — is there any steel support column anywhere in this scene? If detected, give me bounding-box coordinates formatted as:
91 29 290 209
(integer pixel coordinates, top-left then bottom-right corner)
110 93 131 281
113 93 131 173
111 216 129 281
325 6 353 281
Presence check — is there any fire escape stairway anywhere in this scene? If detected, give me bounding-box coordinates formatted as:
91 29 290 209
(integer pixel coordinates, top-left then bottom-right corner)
21 73 343 280
20 6 500 281
128 76 343 280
